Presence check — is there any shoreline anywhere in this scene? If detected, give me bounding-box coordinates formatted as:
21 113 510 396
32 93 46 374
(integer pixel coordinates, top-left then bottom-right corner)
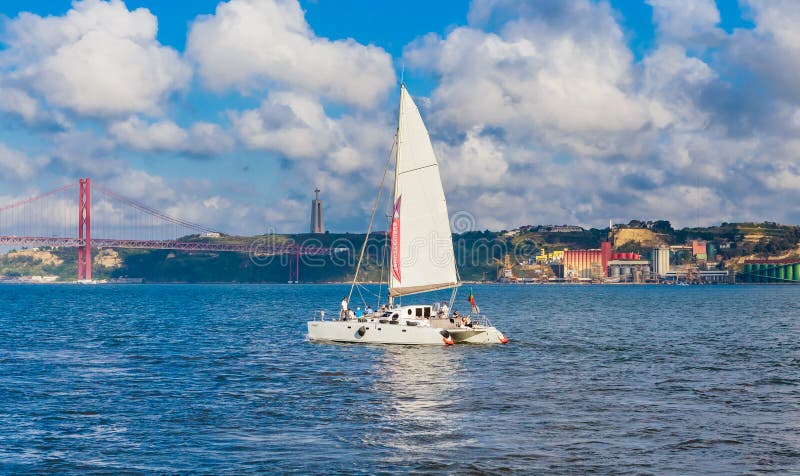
0 280 782 286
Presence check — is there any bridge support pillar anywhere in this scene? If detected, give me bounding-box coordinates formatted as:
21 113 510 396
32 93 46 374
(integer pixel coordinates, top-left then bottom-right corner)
78 178 91 281
288 248 300 283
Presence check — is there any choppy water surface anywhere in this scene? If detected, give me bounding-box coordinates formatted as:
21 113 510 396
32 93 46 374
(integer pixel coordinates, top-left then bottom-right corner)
1 284 799 474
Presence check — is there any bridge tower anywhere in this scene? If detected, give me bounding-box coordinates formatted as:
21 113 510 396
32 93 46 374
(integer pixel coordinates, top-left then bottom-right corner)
288 247 300 283
77 178 92 280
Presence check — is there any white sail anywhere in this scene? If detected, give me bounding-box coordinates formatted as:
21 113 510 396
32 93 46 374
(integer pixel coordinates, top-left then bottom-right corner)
389 86 458 297
307 86 508 347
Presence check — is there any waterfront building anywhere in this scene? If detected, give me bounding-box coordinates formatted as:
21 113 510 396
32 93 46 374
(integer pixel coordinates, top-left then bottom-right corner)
706 242 718 261
742 260 800 283
663 270 733 284
692 240 707 260
607 259 651 283
651 246 670 276
536 225 585 233
534 248 567 263
564 243 611 279
564 250 601 279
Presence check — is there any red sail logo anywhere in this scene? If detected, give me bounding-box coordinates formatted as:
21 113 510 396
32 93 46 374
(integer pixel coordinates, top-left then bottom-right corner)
391 196 402 283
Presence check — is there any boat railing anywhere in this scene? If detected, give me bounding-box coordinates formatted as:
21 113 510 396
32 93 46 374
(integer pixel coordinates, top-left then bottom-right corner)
466 314 493 328
312 310 328 321
313 311 369 322
314 310 493 327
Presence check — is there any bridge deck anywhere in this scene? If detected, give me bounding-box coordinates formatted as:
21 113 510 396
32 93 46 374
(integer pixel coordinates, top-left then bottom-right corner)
0 236 334 255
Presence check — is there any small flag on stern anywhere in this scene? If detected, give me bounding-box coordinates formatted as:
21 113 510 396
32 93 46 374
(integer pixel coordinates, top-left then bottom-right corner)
467 288 479 314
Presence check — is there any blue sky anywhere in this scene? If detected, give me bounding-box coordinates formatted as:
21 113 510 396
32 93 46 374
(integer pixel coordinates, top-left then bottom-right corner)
0 0 798 234
0 1 467 54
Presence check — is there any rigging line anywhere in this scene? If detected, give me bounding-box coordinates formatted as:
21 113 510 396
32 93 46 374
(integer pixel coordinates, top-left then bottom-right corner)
376 240 385 309
356 282 381 299
347 135 398 304
397 163 437 175
355 282 368 309
449 249 463 311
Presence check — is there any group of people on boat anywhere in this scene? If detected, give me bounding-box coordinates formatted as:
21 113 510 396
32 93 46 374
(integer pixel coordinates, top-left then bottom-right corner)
340 297 381 320
434 301 472 327
452 311 473 328
338 297 474 327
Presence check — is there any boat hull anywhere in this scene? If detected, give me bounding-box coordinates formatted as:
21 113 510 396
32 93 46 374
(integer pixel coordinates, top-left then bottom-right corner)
307 320 449 345
307 320 507 345
449 327 508 344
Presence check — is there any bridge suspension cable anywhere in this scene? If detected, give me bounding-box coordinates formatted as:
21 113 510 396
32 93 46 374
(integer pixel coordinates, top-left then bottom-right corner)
93 183 219 236
0 178 336 281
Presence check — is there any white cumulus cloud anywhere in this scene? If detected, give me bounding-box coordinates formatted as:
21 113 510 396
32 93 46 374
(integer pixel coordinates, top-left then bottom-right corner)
729 0 800 102
0 143 50 181
405 1 650 147
0 0 191 117
647 0 723 44
109 117 234 156
230 90 392 172
230 92 337 160
401 0 795 230
187 0 395 109
229 89 396 229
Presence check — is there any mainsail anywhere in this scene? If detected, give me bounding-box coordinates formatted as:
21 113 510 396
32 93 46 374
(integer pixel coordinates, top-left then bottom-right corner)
389 85 458 297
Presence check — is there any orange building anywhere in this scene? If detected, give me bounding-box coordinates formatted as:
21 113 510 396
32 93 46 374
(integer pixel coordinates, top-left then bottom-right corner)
692 240 707 260
564 243 611 279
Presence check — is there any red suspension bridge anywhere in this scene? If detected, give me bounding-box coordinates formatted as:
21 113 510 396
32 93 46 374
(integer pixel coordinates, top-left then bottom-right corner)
0 178 333 281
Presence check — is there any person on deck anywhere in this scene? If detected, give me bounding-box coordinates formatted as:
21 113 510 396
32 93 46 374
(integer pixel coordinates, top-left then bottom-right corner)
441 301 449 317
365 305 373 315
356 307 363 318
340 297 348 320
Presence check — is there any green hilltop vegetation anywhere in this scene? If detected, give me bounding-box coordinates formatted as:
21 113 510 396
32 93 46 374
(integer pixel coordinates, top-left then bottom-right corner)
1 221 800 282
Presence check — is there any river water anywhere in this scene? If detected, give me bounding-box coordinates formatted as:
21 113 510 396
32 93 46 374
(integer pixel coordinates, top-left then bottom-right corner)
0 284 798 474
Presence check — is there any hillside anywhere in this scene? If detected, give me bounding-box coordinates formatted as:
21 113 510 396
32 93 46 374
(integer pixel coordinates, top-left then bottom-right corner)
612 228 669 248
2 221 800 282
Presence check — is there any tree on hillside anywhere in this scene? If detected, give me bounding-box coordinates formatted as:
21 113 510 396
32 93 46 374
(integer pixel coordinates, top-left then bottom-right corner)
651 220 673 233
616 241 643 253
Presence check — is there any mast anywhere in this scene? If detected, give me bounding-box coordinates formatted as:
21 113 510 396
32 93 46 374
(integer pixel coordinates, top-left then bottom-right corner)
388 84 405 308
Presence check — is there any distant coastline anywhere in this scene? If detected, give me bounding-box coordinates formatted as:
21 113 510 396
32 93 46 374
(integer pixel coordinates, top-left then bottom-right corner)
1 220 799 284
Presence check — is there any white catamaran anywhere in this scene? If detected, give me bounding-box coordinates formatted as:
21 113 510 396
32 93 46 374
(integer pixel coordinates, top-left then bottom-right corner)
307 85 508 345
